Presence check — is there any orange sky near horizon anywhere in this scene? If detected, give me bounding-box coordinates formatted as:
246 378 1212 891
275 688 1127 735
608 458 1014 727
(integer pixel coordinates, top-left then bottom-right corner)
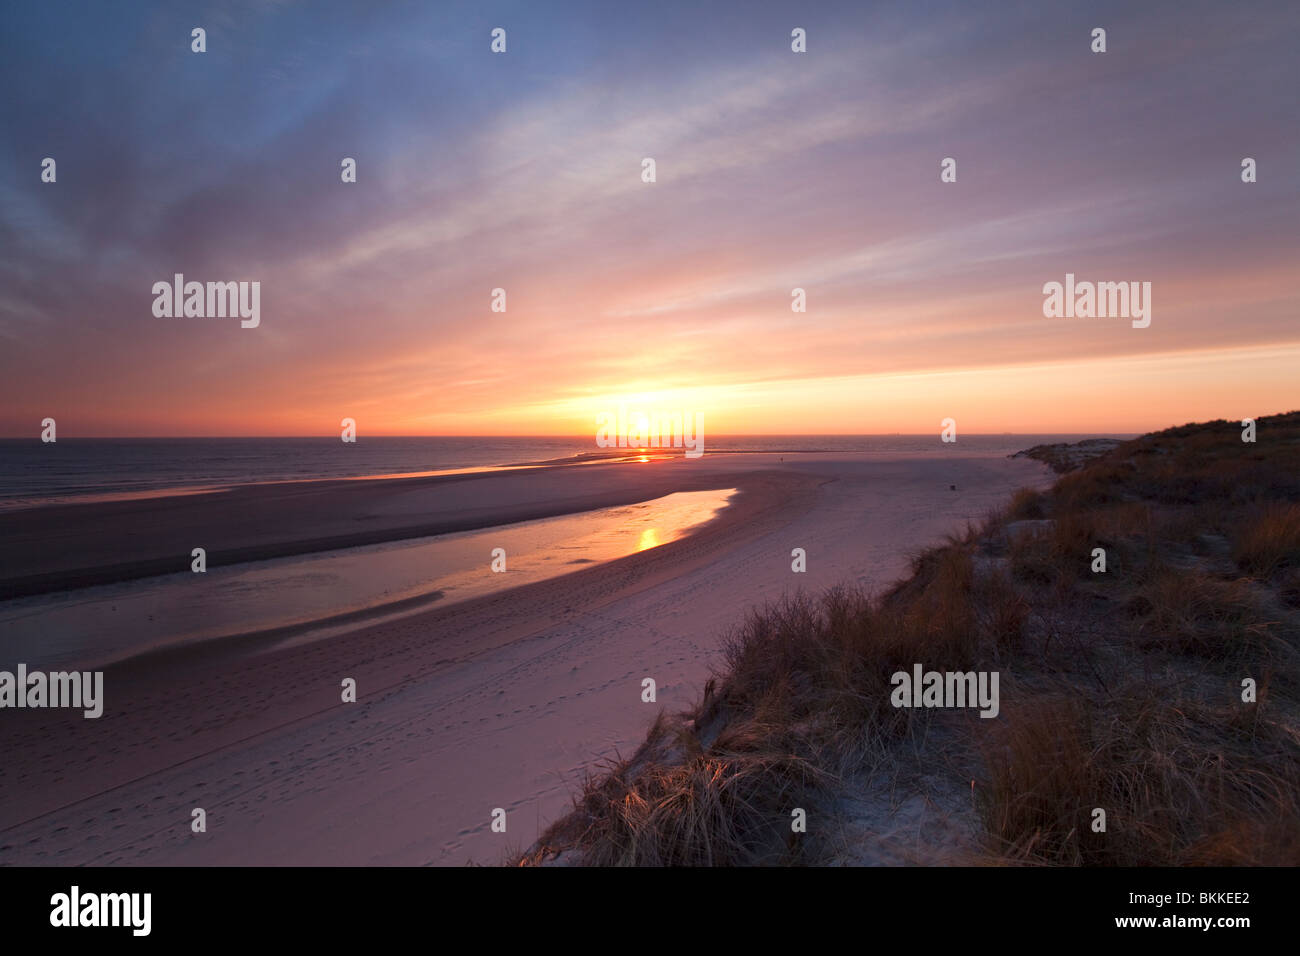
22 341 1298 438
4 3 1298 440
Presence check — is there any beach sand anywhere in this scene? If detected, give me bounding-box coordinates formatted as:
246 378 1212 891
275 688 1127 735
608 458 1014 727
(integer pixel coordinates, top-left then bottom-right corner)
0 452 1050 865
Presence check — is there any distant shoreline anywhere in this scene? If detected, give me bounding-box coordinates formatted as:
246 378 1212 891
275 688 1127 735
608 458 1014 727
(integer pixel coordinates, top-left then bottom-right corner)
0 434 1134 515
0 444 1093 601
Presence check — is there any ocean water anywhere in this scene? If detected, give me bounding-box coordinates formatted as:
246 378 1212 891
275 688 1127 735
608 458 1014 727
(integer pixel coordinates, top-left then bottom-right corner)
0 434 1125 512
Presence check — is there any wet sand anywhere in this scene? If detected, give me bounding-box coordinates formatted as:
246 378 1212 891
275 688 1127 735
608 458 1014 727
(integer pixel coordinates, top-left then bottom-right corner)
0 487 739 670
0 458 753 599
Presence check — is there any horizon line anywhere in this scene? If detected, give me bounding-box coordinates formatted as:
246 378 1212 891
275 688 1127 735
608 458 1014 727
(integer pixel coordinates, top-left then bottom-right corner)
2 431 1150 440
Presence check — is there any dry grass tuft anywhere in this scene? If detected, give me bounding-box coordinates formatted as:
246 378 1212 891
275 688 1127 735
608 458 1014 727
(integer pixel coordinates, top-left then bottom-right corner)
978 694 1300 865
1129 569 1279 660
1233 502 1300 576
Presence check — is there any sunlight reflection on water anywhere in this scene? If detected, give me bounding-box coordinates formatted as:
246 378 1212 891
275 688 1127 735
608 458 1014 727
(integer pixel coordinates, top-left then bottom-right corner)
0 488 738 669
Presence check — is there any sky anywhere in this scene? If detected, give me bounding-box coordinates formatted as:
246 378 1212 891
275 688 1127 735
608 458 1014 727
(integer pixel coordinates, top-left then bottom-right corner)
1 0 1297 437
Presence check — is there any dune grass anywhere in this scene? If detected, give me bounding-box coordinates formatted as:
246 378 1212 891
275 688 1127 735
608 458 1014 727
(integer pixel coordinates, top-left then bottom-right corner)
1234 502 1300 576
516 411 1300 866
978 692 1300 865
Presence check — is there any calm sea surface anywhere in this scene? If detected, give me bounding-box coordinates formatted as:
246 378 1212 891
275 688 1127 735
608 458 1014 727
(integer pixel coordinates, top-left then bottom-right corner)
0 434 1128 512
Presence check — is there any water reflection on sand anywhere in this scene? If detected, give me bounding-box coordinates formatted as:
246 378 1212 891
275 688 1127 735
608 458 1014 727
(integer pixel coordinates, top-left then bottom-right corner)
0 488 737 669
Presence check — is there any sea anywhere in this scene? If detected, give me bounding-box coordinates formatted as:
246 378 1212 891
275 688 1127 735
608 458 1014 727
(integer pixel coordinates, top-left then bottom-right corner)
0 434 1128 512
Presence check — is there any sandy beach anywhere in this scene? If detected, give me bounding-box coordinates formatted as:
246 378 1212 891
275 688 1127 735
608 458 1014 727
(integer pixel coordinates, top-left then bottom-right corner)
0 452 1050 865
